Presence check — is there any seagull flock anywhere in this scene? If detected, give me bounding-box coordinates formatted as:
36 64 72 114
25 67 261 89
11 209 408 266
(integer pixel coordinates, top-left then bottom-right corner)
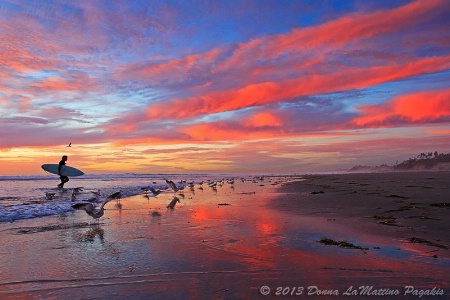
64 176 246 226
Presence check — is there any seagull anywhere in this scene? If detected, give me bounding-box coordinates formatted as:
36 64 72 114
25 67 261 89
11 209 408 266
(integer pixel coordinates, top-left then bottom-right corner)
149 187 162 196
72 198 111 224
165 179 179 193
142 186 161 196
89 190 101 201
45 192 56 200
72 187 83 194
67 143 72 147
71 191 77 201
167 196 180 209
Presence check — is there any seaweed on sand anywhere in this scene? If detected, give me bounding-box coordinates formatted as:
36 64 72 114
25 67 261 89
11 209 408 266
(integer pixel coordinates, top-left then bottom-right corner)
318 237 369 251
408 237 448 249
385 205 415 213
371 215 402 226
385 194 409 199
310 191 324 194
430 202 450 208
405 215 440 221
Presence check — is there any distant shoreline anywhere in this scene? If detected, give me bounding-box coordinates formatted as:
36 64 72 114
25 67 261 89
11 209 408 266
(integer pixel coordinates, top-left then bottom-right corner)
348 152 450 173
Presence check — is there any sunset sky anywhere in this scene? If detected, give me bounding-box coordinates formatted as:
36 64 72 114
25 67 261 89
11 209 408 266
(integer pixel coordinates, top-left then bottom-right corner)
1 0 449 175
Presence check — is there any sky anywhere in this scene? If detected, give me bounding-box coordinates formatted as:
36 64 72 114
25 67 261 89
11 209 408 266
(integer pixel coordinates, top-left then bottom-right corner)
1 0 449 175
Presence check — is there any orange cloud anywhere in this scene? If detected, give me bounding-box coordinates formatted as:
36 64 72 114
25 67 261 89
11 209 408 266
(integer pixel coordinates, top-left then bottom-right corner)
176 112 284 141
244 112 281 128
179 123 272 141
353 89 450 127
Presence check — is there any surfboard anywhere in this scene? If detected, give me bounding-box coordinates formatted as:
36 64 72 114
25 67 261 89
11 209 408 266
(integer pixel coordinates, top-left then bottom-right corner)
41 164 85 177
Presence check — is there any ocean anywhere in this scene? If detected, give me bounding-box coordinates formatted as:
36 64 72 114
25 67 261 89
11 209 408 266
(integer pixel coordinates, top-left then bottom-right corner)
0 173 238 222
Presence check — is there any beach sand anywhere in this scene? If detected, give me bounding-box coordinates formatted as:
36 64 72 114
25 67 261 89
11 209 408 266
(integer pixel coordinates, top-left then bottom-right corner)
0 172 448 299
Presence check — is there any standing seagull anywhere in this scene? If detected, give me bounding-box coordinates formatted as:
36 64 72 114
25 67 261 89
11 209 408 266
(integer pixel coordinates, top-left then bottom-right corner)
72 198 111 224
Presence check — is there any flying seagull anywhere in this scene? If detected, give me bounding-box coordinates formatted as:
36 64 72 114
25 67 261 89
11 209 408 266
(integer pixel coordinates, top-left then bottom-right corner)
142 186 161 196
165 179 179 193
72 198 111 224
149 187 161 196
67 143 72 147
72 191 121 223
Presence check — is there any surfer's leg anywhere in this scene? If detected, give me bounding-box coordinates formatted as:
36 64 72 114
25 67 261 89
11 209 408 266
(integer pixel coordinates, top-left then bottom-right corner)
60 176 69 188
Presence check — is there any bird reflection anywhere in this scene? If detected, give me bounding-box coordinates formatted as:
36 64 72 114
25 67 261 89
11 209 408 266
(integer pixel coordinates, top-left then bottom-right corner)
76 226 105 243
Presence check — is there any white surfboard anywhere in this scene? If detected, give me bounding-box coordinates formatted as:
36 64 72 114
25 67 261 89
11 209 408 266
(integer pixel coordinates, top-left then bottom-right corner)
41 164 84 177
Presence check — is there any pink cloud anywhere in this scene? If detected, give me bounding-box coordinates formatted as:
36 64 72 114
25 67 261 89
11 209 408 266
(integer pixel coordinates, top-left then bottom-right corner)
113 0 449 93
116 48 222 84
27 73 99 93
142 55 450 120
220 0 448 68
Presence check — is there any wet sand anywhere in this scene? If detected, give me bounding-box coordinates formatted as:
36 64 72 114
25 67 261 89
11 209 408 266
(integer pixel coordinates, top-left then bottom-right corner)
0 173 448 299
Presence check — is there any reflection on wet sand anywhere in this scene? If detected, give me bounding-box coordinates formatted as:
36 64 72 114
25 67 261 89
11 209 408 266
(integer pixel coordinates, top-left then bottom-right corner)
0 174 448 299
75 226 105 243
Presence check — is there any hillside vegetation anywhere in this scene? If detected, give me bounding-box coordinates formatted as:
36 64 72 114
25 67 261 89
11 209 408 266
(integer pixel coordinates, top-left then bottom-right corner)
348 152 450 172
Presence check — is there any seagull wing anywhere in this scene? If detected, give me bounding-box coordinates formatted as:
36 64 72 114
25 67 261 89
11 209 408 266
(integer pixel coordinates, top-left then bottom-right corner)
165 180 178 192
72 202 94 213
149 187 160 195
99 198 112 209
107 191 121 200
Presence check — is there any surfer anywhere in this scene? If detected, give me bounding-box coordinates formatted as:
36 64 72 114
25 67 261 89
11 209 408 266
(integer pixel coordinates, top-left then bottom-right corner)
57 155 70 188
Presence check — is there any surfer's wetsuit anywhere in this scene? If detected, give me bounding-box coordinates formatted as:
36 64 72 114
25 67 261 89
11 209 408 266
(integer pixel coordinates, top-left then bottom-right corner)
58 156 69 188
